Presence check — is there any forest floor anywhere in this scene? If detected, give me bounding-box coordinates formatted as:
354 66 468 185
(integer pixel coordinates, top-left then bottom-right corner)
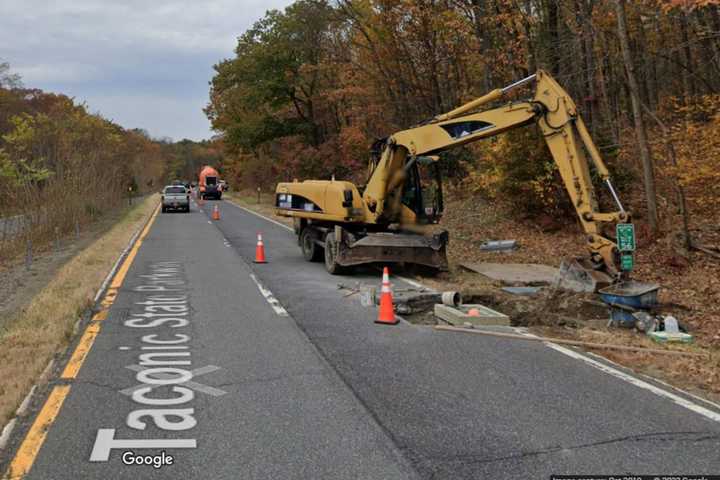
229 188 720 403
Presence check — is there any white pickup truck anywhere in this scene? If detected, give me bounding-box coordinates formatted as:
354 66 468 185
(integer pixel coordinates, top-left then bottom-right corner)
161 185 190 213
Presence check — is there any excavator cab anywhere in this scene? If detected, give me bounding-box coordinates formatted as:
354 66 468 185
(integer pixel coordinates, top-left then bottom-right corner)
400 157 443 224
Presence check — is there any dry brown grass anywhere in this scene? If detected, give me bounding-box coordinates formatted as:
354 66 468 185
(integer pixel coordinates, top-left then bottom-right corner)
0 195 158 425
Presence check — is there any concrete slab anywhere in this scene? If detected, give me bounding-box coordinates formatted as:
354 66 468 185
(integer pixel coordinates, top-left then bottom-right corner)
501 286 542 295
434 303 510 326
460 262 558 285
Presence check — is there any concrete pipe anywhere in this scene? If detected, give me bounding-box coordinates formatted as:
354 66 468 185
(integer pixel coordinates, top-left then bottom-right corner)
441 291 462 307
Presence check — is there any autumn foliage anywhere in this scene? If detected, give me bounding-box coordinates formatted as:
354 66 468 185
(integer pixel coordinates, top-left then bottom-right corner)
207 1 719 231
0 84 171 262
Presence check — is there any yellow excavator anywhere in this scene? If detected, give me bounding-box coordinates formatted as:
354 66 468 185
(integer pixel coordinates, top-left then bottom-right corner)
275 70 631 287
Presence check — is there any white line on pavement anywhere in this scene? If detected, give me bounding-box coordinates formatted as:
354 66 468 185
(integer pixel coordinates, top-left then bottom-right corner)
249 273 289 317
224 199 293 232
545 342 720 424
223 199 720 423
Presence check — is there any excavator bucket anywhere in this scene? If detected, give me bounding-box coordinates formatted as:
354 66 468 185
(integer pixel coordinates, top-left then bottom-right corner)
557 258 614 293
335 229 449 271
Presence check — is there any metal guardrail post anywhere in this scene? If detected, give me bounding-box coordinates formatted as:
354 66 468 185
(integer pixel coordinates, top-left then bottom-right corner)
25 238 32 270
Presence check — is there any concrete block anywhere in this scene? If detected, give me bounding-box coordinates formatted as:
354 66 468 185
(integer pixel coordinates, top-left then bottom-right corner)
434 304 509 327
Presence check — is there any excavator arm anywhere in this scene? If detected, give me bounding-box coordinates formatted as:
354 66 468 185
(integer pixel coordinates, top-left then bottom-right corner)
363 70 629 277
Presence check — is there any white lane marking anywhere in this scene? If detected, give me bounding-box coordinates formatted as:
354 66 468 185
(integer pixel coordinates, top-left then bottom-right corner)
583 349 720 412
224 199 293 232
224 200 433 290
226 198 720 422
546 342 720 424
249 273 289 317
515 328 720 423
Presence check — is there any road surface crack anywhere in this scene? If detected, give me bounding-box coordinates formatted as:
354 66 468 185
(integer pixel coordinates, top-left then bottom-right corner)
423 430 720 470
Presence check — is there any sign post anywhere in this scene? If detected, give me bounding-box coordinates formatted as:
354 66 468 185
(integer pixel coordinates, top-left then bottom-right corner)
616 223 636 272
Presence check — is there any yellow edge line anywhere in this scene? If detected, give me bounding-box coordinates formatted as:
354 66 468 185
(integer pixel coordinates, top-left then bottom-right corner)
60 323 101 379
3 205 160 479
110 205 159 289
4 386 70 480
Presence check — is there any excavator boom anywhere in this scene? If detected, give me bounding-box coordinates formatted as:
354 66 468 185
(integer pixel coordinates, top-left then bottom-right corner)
276 70 631 283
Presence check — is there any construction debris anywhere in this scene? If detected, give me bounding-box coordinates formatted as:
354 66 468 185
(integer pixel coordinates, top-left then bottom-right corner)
459 262 558 285
434 325 706 357
479 240 517 251
501 286 541 295
557 259 598 292
648 315 694 343
434 303 510 327
599 280 660 328
648 330 694 343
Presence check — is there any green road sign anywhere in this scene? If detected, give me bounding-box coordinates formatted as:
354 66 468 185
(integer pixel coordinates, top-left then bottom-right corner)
616 223 636 252
620 253 634 271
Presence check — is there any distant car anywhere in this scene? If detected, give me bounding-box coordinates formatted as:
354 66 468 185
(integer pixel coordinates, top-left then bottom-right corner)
161 185 190 213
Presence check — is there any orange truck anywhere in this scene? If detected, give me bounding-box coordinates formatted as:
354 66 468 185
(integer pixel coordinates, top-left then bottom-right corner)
198 166 223 200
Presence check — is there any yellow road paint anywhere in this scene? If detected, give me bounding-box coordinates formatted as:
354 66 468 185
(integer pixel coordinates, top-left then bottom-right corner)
4 386 71 480
109 206 159 289
2 204 161 479
61 323 101 379
100 288 117 307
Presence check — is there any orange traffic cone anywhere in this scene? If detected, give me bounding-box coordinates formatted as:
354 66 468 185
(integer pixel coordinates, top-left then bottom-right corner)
254 232 267 263
376 267 398 325
212 205 220 220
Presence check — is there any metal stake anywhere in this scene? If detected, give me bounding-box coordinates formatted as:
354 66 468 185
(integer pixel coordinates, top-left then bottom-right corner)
26 238 32 270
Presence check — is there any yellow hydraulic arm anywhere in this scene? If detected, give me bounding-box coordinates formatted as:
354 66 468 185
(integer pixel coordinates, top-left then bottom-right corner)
364 70 629 276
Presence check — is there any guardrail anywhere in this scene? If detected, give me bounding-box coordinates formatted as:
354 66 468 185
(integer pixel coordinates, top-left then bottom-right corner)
0 194 149 269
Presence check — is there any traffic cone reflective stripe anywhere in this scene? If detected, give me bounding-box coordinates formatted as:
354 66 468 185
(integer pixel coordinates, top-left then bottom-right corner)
376 266 398 325
254 233 267 263
212 205 220 220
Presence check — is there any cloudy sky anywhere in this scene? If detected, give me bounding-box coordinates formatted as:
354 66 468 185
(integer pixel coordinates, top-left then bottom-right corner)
0 0 294 141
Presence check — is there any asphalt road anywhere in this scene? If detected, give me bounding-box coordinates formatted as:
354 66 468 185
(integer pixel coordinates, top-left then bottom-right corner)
2 198 720 479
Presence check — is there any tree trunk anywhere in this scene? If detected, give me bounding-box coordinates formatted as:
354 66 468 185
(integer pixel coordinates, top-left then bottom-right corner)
641 103 690 253
679 8 695 102
582 0 595 138
470 0 494 92
637 16 658 109
546 0 561 76
615 0 658 233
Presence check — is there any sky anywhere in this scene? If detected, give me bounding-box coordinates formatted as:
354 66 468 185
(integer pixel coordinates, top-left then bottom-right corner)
0 0 294 141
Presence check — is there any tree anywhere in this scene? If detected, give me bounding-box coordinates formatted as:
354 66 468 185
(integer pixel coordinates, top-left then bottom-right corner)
615 0 658 233
0 61 22 89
